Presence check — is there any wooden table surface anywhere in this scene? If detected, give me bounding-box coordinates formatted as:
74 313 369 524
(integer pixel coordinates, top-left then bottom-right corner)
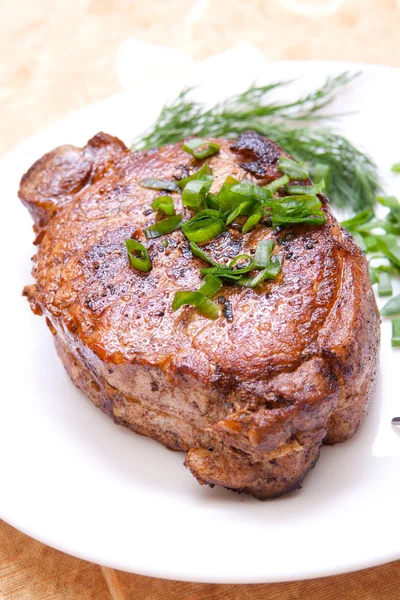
1 0 399 597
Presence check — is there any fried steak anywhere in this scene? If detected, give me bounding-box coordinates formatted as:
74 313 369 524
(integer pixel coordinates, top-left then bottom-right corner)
19 131 380 498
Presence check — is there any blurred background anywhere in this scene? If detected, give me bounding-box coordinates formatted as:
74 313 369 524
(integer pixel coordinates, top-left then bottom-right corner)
2 0 400 157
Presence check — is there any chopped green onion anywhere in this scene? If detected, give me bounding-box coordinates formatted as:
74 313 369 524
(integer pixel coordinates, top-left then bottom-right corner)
269 195 326 227
229 254 253 269
177 161 213 189
286 180 326 196
341 209 375 230
144 214 183 239
172 291 220 320
377 270 393 297
162 239 169 248
184 209 222 225
182 138 220 160
215 176 241 213
190 242 220 266
391 318 400 347
181 215 226 243
242 208 263 234
151 195 175 216
206 192 220 211
140 178 180 193
369 267 378 284
237 256 282 287
172 273 222 320
381 293 400 317
200 263 254 280
264 176 289 194
182 179 212 209
125 239 152 273
216 177 272 219
254 240 274 267
278 157 309 180
391 163 400 174
230 182 272 204
198 273 223 298
226 201 253 225
376 235 400 269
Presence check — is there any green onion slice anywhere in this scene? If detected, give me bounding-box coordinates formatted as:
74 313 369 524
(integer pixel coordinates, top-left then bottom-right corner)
230 182 272 204
254 239 274 267
376 235 400 269
286 179 326 196
391 318 400 347
182 138 220 160
172 292 220 320
381 293 400 317
140 178 180 193
200 264 254 280
184 209 222 225
190 242 220 266
177 161 213 189
198 273 223 298
237 256 282 288
226 201 253 225
182 215 226 243
263 175 289 194
172 273 222 320
206 192 220 211
242 208 263 234
369 267 378 284
144 214 183 239
125 239 152 273
377 270 393 297
229 254 253 269
270 195 326 227
278 157 309 180
182 178 212 209
151 195 175 216
215 176 240 213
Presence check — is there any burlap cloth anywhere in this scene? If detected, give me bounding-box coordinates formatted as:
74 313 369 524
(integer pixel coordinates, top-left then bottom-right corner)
1 0 399 597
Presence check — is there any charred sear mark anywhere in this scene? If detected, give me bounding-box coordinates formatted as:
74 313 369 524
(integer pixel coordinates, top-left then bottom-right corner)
231 131 281 178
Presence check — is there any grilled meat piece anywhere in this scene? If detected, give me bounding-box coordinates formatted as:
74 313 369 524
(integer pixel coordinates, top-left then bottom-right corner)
19 131 380 499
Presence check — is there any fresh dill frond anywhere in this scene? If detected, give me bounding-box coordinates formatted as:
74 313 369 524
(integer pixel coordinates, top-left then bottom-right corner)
132 72 379 212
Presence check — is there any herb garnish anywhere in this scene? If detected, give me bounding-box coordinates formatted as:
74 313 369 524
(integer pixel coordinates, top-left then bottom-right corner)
144 214 183 239
127 153 330 319
125 239 152 273
140 178 180 193
132 72 379 212
182 138 220 160
342 195 400 347
392 319 400 347
151 195 175 216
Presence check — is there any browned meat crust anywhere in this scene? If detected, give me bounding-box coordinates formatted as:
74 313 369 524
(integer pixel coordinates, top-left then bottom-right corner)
19 131 380 499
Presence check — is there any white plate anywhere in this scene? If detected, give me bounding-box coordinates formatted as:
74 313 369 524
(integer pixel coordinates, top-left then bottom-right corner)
1 61 399 584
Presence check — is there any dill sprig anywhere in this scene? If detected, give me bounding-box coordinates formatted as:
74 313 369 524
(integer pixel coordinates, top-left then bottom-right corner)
132 72 379 212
